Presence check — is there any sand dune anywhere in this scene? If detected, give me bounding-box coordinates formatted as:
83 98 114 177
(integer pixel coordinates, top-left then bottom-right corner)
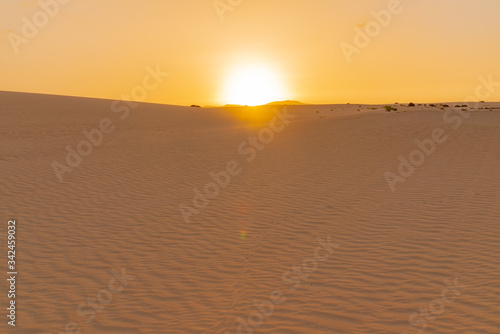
1 92 499 333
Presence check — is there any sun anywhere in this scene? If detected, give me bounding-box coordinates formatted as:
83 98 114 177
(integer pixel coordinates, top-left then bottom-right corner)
223 64 287 106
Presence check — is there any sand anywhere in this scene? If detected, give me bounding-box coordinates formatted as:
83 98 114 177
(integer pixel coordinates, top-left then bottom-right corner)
1 91 499 333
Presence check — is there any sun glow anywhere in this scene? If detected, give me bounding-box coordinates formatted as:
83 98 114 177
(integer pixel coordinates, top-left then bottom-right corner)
223 64 287 106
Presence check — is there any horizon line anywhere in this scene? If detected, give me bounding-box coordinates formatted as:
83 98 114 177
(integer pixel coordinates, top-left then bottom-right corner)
0 90 497 108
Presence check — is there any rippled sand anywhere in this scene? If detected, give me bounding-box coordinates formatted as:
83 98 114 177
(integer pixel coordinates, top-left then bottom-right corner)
1 91 499 333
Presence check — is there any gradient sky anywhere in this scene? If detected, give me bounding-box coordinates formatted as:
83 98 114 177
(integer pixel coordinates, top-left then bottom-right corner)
1 0 500 106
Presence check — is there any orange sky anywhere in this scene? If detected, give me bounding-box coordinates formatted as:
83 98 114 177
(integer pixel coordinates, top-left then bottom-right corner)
1 0 500 106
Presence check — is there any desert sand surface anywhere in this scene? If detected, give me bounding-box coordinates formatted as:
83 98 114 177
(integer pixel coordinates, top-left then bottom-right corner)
1 91 499 334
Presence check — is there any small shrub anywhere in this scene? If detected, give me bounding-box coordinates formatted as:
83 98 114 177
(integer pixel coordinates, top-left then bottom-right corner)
408 102 415 107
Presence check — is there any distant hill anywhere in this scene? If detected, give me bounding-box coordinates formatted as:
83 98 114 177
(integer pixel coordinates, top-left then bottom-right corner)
202 100 306 108
265 100 305 106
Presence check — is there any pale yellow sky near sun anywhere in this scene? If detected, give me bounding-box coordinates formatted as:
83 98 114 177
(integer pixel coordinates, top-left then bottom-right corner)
0 0 499 106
